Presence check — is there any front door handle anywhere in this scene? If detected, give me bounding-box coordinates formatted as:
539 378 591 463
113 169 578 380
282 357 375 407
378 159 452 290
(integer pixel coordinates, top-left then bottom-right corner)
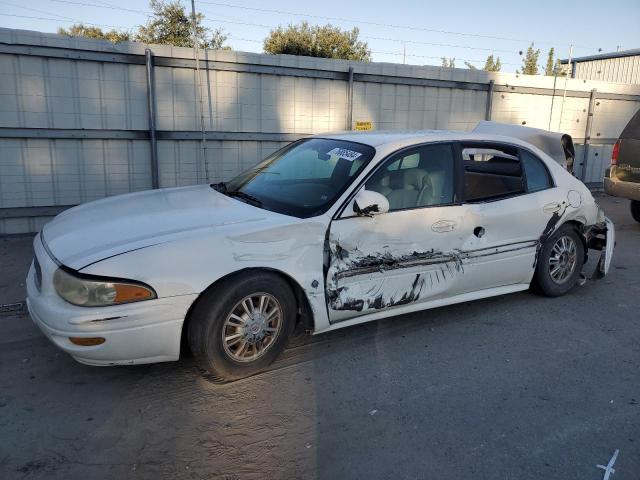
543 202 561 214
431 220 457 233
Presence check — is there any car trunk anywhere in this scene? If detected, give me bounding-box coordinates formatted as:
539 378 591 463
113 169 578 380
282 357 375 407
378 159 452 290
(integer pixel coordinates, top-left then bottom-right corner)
612 109 640 183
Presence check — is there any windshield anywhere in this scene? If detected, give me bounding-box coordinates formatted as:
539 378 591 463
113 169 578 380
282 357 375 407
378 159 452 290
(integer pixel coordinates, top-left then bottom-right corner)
218 138 376 218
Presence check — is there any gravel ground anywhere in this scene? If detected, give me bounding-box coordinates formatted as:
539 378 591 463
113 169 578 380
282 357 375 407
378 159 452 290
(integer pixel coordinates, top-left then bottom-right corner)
0 194 638 480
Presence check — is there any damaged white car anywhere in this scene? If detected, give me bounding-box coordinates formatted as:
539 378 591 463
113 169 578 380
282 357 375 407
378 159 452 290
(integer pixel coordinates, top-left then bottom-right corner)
27 124 614 380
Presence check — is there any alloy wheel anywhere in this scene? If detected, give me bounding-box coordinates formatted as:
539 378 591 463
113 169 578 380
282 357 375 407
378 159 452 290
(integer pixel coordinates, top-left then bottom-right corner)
548 235 578 284
221 293 283 362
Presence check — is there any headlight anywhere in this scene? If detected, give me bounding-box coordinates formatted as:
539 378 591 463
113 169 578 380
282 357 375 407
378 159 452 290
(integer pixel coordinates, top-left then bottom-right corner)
53 268 156 307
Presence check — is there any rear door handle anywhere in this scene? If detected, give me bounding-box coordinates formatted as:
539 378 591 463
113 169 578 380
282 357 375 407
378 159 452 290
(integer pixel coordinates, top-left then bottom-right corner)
543 202 561 213
431 220 457 233
473 226 485 238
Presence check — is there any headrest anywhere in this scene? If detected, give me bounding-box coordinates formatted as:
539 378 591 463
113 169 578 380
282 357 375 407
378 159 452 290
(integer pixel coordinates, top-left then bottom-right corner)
401 169 429 190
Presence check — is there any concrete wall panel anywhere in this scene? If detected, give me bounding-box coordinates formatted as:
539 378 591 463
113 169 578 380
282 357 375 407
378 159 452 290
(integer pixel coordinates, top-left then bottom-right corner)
1 27 640 233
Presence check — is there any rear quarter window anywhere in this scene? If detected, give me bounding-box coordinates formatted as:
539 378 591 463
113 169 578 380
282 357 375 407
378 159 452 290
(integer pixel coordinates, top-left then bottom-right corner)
521 150 553 193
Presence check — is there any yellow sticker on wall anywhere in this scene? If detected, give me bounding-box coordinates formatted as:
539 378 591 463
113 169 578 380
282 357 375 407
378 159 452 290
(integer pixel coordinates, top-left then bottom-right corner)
354 121 373 131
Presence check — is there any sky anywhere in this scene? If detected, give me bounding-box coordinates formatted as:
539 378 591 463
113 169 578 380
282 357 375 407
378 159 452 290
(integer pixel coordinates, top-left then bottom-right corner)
1 0 639 72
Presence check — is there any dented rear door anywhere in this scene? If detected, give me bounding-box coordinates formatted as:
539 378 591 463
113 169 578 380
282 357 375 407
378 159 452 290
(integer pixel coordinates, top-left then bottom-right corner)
454 189 559 293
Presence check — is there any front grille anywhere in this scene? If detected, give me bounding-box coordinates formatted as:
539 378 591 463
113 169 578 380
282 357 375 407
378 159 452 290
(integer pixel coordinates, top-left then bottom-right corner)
34 257 42 291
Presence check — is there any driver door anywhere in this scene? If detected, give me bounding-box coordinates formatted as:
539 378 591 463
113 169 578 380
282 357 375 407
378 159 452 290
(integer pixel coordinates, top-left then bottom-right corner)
325 143 474 324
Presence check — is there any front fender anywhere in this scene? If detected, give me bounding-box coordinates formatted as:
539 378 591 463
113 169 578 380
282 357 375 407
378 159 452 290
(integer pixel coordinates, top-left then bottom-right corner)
79 220 332 332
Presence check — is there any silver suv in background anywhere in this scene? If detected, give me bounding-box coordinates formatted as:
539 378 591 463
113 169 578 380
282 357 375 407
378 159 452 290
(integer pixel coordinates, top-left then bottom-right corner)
604 108 640 222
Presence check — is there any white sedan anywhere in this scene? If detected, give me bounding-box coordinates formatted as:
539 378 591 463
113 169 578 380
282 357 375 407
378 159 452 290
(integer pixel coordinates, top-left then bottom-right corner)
26 126 615 380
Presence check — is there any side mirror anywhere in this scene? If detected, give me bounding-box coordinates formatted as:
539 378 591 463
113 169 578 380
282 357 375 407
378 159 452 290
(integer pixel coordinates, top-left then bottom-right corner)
353 189 389 217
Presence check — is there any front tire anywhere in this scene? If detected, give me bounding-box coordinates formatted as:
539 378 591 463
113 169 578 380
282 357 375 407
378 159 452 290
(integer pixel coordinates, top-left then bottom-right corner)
188 271 297 381
533 224 585 297
631 200 640 223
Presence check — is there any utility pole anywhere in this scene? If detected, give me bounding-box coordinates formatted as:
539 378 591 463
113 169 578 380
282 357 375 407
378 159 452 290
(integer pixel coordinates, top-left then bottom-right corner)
402 43 406 64
558 44 573 131
191 0 210 182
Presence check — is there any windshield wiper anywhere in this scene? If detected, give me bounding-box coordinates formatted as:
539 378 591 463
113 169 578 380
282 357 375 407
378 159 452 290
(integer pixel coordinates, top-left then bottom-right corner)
210 182 228 193
210 182 262 207
210 182 262 206
226 190 263 206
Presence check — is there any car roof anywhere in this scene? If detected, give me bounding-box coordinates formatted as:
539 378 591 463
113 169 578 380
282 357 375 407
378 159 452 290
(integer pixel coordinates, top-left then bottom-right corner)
316 127 574 171
316 129 536 149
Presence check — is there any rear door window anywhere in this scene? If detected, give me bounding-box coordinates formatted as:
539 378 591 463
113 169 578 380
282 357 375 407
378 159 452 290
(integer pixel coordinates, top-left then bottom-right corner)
462 144 525 202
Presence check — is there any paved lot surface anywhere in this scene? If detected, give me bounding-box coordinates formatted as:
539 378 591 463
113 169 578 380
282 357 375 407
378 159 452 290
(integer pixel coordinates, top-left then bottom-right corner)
1 195 639 480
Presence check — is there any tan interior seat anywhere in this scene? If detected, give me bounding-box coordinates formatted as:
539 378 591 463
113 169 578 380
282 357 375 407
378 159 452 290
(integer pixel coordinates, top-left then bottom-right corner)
426 168 452 205
366 145 455 210
369 175 393 197
385 168 433 210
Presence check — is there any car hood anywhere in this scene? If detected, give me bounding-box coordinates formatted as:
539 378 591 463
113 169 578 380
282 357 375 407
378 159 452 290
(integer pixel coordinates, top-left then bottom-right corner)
42 185 280 269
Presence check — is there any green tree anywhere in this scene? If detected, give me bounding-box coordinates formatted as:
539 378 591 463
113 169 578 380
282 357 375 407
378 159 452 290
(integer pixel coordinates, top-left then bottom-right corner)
441 57 456 68
545 47 555 76
519 43 540 75
135 0 229 49
553 59 567 77
483 54 502 72
465 55 501 71
57 24 131 43
263 21 370 61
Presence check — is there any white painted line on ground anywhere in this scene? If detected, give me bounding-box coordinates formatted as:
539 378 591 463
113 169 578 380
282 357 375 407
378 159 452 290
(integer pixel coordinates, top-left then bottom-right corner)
596 449 619 480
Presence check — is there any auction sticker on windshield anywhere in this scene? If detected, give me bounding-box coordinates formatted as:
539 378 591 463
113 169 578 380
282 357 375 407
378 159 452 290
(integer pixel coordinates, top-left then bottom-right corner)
327 148 363 161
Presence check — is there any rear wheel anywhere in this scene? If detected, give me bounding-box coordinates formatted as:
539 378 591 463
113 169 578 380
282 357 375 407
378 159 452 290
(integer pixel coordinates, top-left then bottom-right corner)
188 271 296 381
533 224 585 297
631 200 640 223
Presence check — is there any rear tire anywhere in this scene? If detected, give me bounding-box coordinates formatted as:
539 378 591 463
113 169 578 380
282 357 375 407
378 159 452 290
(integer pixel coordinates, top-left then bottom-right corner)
533 224 585 297
188 271 296 381
631 200 640 223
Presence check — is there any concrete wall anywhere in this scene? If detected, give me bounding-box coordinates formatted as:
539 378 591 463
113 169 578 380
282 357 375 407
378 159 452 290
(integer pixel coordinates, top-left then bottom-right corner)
1 27 640 234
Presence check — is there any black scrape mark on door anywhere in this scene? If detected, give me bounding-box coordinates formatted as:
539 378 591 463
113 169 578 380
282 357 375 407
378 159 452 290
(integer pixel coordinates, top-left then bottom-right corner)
334 243 350 260
338 297 365 311
369 273 426 309
331 274 426 312
334 247 465 279
533 202 568 268
326 287 364 312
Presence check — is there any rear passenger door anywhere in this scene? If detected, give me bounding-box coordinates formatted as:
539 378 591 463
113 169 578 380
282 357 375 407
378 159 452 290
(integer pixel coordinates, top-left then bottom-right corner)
455 142 563 293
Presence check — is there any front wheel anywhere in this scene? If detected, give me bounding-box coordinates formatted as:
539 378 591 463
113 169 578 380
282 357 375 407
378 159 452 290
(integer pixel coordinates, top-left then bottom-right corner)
533 224 585 297
631 200 640 223
188 271 297 381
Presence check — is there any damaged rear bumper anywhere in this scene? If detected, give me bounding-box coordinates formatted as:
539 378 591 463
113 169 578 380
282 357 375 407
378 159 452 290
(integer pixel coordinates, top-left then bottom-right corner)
587 217 615 277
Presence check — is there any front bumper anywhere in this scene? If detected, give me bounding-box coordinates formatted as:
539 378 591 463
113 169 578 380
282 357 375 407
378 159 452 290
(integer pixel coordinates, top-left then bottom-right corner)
27 234 198 366
604 176 640 201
